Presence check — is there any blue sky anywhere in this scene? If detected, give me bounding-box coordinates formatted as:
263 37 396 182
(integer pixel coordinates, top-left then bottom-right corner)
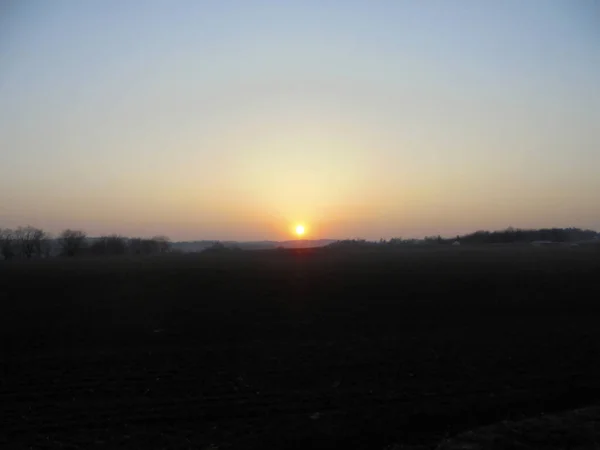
1 1 599 240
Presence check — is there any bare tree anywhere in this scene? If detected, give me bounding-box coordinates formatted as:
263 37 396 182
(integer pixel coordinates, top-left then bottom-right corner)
152 235 171 253
90 234 127 256
0 228 15 260
15 226 47 259
128 237 144 255
128 237 156 255
38 232 54 258
58 229 87 256
127 236 171 256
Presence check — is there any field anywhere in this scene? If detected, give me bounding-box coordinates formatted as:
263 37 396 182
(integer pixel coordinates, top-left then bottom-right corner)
1 246 600 449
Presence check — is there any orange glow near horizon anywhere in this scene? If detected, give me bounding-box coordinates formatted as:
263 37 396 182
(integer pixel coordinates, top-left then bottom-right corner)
2 3 600 242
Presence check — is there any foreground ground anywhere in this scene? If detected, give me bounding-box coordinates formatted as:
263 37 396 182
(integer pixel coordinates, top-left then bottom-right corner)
1 246 600 449
436 404 600 450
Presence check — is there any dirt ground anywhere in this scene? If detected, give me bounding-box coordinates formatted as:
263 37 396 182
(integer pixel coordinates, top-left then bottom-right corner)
1 246 600 449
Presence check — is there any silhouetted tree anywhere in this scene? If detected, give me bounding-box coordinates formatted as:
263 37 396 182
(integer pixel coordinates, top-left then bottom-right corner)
325 239 380 250
203 241 228 253
128 238 144 255
58 229 87 256
458 227 598 245
39 236 54 258
15 226 47 259
0 228 15 260
388 238 402 246
152 235 171 253
90 235 128 256
106 235 128 255
127 236 171 255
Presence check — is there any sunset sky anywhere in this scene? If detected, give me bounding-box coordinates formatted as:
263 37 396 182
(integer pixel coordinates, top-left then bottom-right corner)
1 1 599 241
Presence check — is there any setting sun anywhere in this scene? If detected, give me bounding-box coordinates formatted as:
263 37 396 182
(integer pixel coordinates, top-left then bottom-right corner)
295 225 305 236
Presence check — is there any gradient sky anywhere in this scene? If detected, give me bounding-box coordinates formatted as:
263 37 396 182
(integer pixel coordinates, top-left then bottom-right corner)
1 1 599 240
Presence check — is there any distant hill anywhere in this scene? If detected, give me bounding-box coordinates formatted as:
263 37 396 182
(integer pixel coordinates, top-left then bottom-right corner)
170 239 337 253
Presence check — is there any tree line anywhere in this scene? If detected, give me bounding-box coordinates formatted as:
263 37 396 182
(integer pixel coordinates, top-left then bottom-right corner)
457 227 598 244
0 226 171 260
325 227 599 250
2 225 597 260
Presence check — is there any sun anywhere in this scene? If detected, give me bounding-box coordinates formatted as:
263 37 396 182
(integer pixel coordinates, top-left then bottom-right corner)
295 224 305 236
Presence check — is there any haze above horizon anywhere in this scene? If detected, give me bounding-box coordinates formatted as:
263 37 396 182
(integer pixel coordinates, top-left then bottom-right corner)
1 1 599 241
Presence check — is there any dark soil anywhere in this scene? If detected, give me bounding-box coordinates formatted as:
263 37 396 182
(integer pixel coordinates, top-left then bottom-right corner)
1 246 600 449
437 405 600 450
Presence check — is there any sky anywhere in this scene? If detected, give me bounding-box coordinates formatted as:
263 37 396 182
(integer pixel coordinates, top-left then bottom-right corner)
1 0 599 241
